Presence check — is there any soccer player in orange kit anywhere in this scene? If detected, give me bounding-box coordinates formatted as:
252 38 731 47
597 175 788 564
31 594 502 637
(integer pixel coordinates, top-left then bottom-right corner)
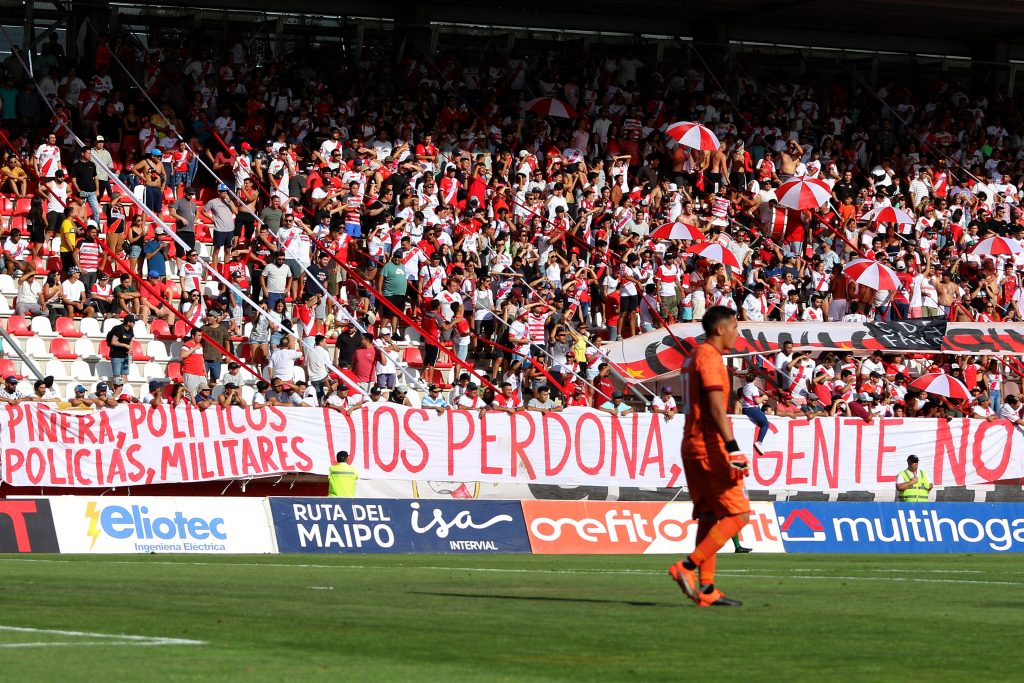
669 306 749 607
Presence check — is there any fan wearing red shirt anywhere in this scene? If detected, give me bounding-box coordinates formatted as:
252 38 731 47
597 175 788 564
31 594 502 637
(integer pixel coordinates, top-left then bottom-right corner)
491 382 524 413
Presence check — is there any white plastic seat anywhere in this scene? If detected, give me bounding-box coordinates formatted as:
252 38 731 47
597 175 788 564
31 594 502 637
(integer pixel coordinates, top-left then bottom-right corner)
291 367 306 383
0 274 15 295
239 385 255 404
132 320 152 340
0 295 11 313
30 316 54 336
102 317 120 334
80 317 103 338
147 340 170 362
74 338 97 359
25 336 50 360
143 362 164 379
69 359 92 381
44 358 70 380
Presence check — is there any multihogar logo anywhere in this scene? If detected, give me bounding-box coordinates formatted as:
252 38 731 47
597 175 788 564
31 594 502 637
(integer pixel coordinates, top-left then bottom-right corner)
775 503 1024 552
85 502 226 549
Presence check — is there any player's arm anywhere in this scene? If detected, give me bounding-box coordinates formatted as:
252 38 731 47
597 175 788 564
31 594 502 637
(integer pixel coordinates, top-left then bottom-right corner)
705 388 749 479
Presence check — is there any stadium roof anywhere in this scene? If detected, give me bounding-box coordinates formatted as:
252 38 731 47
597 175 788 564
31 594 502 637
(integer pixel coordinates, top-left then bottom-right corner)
145 0 1024 50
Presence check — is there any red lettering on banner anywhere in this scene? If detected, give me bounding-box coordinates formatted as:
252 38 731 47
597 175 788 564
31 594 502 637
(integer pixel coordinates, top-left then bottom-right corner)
372 407 400 472
169 405 187 439
972 420 1013 482
46 448 66 485
357 408 370 467
291 437 314 472
107 447 126 484
147 405 167 438
478 412 502 475
786 419 809 485
509 412 537 480
126 403 146 439
639 415 666 479
812 419 839 489
753 445 782 486
447 410 476 477
36 408 57 443
543 413 572 476
609 415 637 479
401 410 429 473
576 413 606 475
933 419 968 485
161 443 190 481
241 440 262 475
5 404 23 440
876 418 903 484
267 407 286 431
124 445 146 482
842 418 868 484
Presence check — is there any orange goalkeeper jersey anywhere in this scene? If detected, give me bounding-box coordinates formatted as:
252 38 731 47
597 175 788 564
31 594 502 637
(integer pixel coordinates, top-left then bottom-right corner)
680 342 730 459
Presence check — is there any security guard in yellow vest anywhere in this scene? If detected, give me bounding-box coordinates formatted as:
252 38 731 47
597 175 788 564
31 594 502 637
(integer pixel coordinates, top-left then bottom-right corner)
895 454 932 502
328 451 358 497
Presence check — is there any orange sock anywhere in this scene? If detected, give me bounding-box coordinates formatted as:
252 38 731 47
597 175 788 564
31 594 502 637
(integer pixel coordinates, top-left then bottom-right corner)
693 517 716 584
688 515 747 570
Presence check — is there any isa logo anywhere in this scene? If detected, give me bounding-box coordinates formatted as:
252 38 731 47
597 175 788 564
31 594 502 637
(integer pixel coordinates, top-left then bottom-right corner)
778 508 826 542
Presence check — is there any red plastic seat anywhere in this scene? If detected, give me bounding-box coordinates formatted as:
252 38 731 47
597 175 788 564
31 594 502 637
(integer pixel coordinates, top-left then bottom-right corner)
55 317 83 338
165 361 183 382
131 340 153 362
5 315 33 337
0 358 22 380
9 216 27 231
402 346 424 368
13 197 32 216
172 320 190 339
151 319 175 341
50 338 78 360
97 340 111 359
164 281 182 303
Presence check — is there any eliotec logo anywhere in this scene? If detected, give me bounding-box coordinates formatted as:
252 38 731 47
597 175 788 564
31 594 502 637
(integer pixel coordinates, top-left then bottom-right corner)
86 502 226 547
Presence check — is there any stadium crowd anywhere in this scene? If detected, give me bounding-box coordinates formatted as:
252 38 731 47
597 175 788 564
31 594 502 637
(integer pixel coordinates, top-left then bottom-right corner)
0 25 1023 423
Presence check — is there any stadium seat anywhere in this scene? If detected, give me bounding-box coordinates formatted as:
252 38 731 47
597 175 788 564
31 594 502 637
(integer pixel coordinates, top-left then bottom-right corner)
165 281 182 303
146 340 170 362
151 319 175 340
50 338 78 360
403 346 424 368
43 358 70 380
10 215 27 232
13 197 31 215
165 361 183 382
25 336 50 360
143 362 163 379
55 317 83 338
0 274 15 295
0 295 11 314
5 315 33 337
239 385 256 404
0 358 22 379
69 359 92 380
132 320 152 340
172 320 189 339
0 196 12 214
102 317 120 334
97 341 111 359
74 338 97 359
131 340 153 362
80 317 103 338
30 316 55 337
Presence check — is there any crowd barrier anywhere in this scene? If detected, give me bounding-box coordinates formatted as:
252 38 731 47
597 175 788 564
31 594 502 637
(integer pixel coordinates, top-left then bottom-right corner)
3 498 1023 554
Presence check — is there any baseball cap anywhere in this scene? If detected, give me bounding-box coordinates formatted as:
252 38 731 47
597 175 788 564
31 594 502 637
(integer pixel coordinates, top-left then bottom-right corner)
196 383 211 392
858 392 874 401
217 183 229 192
74 384 86 393
228 362 240 370
380 327 392 335
661 386 672 393
428 384 440 392
338 384 350 391
4 375 17 383
96 382 109 392
241 142 252 151
151 149 162 156
907 455 920 464
612 390 624 399
95 135 104 142
370 385 382 394
113 377 125 386
67 266 80 275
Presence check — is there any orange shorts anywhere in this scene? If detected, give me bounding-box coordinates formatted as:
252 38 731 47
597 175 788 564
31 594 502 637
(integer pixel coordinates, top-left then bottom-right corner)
682 452 750 519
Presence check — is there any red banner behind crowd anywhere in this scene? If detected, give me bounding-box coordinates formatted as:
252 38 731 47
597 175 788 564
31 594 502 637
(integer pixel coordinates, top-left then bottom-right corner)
0 404 1021 492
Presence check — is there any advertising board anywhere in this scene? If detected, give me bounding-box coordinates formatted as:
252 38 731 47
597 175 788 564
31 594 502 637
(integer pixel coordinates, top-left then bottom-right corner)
269 498 531 553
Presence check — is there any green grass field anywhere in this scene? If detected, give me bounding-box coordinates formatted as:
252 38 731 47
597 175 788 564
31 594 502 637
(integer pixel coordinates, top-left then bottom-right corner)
0 553 1020 682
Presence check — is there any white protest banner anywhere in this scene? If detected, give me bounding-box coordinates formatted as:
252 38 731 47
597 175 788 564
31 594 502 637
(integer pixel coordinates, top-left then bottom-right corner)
1 404 1021 493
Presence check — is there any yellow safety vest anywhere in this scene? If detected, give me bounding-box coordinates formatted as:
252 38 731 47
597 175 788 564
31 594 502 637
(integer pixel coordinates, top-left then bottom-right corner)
898 468 930 502
328 463 358 498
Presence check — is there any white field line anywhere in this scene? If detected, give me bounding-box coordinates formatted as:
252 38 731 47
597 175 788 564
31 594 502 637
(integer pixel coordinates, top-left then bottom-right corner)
0 625 205 649
1 558 1021 586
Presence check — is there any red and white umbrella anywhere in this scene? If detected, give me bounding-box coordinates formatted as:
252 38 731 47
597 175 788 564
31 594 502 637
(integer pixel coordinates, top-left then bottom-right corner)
971 236 1023 258
650 221 703 241
843 258 901 290
775 177 832 211
686 242 740 269
909 373 972 400
526 97 576 119
561 147 584 164
665 121 721 152
861 205 916 225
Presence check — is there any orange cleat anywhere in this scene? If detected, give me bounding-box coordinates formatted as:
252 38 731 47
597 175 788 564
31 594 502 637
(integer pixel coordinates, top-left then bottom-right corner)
696 586 743 607
668 561 699 603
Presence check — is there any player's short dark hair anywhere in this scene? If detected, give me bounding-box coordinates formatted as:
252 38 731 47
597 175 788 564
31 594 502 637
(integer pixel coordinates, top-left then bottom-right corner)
702 306 737 337
336 450 349 463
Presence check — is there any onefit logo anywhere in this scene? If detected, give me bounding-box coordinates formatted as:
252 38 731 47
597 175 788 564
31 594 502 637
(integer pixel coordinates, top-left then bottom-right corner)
779 508 826 542
85 504 227 549
0 500 60 553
